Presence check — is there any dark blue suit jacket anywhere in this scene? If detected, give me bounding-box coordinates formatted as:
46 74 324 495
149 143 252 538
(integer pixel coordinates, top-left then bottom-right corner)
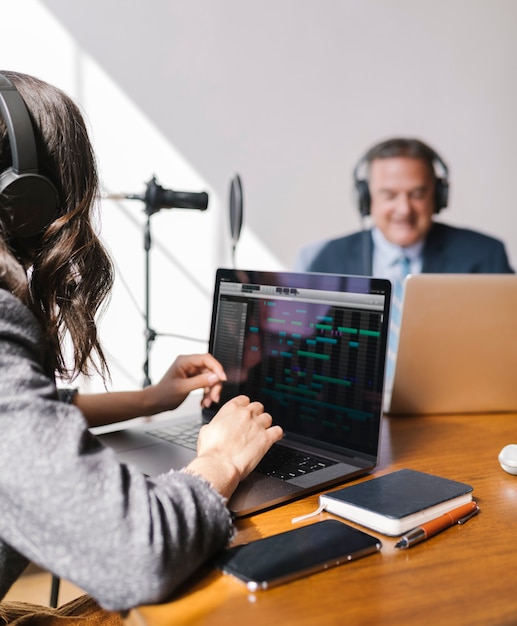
305 223 514 275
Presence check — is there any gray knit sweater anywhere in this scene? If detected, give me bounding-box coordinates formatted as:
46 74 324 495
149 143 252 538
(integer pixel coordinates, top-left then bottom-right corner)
0 288 232 611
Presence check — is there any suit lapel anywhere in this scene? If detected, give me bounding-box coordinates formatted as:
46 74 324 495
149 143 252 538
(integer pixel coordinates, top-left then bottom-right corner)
422 223 448 272
353 230 373 275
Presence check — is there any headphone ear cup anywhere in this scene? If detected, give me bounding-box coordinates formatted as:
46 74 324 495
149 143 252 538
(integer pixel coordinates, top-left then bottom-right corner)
0 168 59 237
355 179 371 217
434 177 449 214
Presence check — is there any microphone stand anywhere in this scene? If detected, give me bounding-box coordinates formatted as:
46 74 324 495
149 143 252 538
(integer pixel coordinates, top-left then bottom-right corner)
143 207 154 387
115 176 208 387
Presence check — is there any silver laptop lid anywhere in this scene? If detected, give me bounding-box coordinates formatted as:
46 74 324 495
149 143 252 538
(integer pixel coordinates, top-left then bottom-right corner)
388 273 517 415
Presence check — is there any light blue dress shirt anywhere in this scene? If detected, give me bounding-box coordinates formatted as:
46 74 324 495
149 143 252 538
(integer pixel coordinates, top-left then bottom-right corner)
371 227 424 282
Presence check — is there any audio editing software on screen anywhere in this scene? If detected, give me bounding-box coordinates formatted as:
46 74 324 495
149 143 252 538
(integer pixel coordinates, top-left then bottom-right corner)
212 280 385 456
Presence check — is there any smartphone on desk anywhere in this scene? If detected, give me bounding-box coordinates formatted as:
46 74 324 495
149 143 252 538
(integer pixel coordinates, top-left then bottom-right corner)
214 519 381 591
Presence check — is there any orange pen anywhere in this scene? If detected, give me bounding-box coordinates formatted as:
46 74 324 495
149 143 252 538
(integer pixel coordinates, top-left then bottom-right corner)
395 501 479 549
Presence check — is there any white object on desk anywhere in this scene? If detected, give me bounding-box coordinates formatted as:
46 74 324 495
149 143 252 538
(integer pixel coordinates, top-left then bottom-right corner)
498 444 517 475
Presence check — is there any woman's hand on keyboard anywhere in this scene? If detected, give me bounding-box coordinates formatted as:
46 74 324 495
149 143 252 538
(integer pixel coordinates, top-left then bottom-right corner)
182 395 283 500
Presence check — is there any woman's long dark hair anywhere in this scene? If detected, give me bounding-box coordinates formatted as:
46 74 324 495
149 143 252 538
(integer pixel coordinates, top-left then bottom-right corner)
0 70 114 380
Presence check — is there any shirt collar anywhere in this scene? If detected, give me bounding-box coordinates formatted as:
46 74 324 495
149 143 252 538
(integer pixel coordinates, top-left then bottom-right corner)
371 226 425 266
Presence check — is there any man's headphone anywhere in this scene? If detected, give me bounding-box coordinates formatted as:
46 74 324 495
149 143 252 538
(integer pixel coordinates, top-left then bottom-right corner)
0 72 59 237
353 139 449 217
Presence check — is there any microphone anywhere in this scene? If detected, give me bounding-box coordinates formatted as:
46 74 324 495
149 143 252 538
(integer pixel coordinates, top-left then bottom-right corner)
103 176 209 215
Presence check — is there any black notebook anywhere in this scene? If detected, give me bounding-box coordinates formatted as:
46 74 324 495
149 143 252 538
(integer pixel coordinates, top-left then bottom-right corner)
294 469 473 536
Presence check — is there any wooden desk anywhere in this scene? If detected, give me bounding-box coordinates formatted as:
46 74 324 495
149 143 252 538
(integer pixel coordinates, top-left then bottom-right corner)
127 413 517 626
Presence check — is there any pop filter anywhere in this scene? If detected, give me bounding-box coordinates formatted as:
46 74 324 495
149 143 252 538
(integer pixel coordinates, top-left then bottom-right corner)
229 174 243 266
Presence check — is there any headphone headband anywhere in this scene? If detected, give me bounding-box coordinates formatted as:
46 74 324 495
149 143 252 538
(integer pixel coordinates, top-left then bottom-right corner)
0 72 59 237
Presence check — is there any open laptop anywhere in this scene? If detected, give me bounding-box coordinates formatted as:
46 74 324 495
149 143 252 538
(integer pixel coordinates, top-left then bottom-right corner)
98 269 391 517
385 273 517 415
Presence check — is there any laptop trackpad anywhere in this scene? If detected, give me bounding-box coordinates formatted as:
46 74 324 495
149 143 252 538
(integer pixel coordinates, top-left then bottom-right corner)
229 473 299 516
113 441 195 476
98 429 163 453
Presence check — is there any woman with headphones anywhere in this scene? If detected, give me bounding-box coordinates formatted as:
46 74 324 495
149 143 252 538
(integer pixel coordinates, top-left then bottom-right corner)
0 70 282 622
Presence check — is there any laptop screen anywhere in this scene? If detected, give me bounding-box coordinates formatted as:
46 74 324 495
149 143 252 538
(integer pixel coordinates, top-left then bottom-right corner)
207 269 390 459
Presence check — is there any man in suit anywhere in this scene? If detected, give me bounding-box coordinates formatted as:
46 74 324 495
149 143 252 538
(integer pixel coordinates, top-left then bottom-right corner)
295 137 514 278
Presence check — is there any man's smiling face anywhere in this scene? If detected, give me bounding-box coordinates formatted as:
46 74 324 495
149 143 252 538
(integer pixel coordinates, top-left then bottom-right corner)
368 157 436 247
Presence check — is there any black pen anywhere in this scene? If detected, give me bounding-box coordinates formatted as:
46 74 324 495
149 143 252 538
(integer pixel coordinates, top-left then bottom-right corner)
395 501 479 549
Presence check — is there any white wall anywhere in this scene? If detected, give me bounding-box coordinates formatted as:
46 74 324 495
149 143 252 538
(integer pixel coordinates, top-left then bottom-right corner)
2 0 517 392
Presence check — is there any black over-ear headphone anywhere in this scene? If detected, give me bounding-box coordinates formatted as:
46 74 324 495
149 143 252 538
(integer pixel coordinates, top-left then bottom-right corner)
0 72 59 237
353 141 449 218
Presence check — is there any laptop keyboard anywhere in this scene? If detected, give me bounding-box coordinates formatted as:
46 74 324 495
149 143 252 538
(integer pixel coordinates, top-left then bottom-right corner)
255 445 337 481
147 425 337 482
147 423 201 451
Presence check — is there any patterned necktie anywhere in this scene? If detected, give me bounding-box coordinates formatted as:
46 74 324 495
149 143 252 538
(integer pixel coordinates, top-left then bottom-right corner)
385 255 411 389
